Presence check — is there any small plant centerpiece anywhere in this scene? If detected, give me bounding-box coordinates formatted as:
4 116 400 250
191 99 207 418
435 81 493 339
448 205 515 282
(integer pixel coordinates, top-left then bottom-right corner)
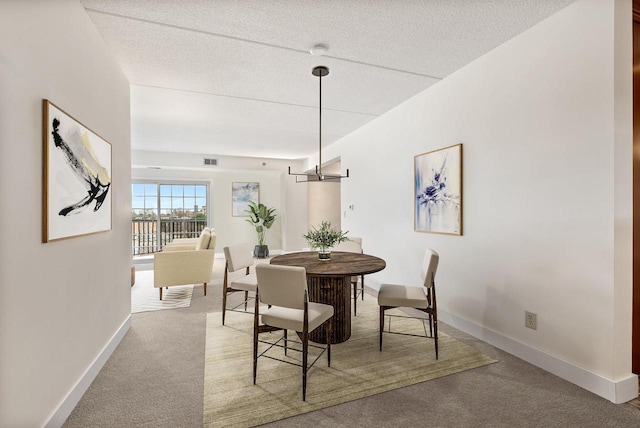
245 201 277 258
303 221 349 261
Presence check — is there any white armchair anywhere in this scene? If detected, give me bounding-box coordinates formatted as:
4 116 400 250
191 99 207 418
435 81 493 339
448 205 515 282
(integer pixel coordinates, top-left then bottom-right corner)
163 227 215 250
154 228 216 300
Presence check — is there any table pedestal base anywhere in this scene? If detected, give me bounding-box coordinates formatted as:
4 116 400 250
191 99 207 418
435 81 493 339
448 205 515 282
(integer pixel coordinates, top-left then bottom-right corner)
308 276 351 344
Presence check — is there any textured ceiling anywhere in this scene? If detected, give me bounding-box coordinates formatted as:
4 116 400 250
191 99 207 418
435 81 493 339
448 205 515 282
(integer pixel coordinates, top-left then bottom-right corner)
81 0 576 159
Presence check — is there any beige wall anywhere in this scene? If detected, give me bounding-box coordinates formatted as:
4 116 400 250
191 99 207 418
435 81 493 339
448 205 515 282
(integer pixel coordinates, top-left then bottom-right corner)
307 161 342 230
131 150 309 252
0 1 131 426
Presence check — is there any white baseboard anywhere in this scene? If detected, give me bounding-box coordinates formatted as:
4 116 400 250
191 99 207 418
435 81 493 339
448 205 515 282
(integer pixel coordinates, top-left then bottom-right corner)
45 315 132 428
364 279 637 404
437 309 638 404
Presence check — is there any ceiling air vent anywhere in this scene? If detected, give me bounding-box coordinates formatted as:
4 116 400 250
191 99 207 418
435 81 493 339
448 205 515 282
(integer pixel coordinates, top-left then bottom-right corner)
203 158 218 166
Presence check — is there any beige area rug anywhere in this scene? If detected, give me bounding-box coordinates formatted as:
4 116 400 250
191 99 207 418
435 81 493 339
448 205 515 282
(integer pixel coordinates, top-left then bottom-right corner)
131 270 194 313
203 296 496 427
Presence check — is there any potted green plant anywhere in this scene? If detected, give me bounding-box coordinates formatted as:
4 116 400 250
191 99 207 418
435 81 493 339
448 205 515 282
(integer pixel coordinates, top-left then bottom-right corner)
245 201 277 258
303 221 349 261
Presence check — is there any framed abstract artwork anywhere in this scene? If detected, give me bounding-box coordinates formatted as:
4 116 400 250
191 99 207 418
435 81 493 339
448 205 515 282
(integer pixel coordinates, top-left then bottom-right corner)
43 100 112 242
232 182 259 216
414 144 462 235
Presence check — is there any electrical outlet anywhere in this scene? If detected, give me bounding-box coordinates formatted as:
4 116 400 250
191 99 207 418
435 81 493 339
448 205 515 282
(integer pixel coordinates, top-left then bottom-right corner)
525 311 537 330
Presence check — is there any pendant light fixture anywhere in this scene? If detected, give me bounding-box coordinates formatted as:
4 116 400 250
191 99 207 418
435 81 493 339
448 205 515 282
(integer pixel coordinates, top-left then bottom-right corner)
288 66 349 182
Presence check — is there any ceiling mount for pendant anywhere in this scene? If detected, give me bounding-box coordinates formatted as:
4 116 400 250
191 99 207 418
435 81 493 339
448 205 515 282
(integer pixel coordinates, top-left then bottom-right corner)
312 65 329 77
288 66 350 183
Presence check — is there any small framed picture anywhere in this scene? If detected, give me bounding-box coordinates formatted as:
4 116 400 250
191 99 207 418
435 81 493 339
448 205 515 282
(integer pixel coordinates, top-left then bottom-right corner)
232 182 259 216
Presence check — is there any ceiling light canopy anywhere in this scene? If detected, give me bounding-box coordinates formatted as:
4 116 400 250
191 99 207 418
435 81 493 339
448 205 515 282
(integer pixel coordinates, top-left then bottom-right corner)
309 44 328 56
288 66 349 183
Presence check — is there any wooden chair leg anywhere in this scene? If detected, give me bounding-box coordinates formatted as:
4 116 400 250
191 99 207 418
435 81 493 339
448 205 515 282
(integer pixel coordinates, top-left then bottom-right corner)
327 318 332 367
379 306 385 351
433 314 439 359
353 281 358 316
244 290 249 311
203 282 207 296
253 334 258 384
284 329 288 356
222 289 228 325
253 300 259 384
222 266 228 325
302 332 308 401
159 287 163 300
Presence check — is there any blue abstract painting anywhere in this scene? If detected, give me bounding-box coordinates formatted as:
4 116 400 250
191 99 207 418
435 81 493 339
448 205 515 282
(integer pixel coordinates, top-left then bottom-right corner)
232 182 259 216
414 144 462 235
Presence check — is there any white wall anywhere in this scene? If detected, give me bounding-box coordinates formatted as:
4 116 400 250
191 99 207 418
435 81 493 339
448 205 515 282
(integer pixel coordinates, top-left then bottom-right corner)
132 150 309 252
326 0 635 402
0 1 131 426
308 160 342 229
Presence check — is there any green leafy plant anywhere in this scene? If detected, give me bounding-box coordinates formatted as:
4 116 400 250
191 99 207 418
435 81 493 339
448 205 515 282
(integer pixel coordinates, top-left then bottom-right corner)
245 201 277 246
303 221 349 252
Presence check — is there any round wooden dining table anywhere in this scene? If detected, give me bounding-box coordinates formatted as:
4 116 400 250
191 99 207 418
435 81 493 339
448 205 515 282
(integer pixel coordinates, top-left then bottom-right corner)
270 251 386 344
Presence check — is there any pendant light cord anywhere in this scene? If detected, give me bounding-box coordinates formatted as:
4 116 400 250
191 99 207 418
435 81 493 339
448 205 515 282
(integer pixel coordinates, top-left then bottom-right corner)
287 65 347 182
318 70 322 179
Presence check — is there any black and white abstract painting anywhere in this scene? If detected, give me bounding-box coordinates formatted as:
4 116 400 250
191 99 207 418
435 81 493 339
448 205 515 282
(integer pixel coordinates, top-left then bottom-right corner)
414 144 462 235
232 182 259 216
43 100 112 242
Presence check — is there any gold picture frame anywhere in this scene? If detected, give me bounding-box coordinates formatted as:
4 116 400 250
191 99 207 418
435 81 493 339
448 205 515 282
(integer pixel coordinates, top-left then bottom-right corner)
43 100 112 242
414 143 462 235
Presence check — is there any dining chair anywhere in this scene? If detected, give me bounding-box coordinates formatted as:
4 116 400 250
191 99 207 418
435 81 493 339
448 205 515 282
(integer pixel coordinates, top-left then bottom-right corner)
377 248 440 358
333 237 365 316
222 242 258 325
253 264 334 401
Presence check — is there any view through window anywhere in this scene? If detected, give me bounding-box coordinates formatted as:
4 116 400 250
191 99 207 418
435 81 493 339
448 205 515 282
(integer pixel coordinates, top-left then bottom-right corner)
132 182 208 255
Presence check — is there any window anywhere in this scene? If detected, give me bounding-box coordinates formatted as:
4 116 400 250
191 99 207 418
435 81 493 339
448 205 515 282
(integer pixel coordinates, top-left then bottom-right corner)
132 182 208 256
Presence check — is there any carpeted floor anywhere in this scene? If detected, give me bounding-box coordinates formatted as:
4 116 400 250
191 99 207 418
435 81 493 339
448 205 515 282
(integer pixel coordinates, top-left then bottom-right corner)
204 298 495 427
63 258 640 428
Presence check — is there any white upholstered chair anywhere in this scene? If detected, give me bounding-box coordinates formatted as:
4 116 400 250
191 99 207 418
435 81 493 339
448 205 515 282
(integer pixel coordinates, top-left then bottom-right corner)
377 248 440 358
153 229 216 300
253 264 334 401
164 227 215 249
333 237 365 315
222 242 258 325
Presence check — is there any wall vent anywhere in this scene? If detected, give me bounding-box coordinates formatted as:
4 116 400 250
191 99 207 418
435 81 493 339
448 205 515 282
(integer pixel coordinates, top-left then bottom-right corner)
203 158 218 166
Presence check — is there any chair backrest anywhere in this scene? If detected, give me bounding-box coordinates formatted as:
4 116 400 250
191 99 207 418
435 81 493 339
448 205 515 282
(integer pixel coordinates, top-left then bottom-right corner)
196 228 211 250
255 264 307 310
223 242 254 272
207 232 217 250
420 249 439 288
333 238 362 254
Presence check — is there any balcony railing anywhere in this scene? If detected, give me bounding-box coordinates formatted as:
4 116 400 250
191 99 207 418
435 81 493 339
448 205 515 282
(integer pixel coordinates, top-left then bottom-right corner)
132 219 207 256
